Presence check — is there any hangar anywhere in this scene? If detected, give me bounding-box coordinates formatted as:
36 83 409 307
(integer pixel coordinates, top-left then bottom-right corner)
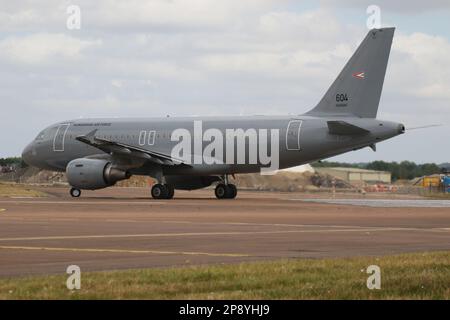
316 167 391 185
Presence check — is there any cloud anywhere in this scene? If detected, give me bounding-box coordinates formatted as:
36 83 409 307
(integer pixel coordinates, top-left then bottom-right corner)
258 9 343 43
0 0 282 32
391 32 450 99
0 1 449 163
0 1 70 32
320 0 450 13
0 33 101 64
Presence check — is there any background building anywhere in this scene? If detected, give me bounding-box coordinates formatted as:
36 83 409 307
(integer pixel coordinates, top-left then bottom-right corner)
316 167 391 185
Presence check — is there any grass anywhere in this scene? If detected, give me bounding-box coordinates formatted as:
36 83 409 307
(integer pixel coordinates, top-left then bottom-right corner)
0 182 47 197
0 251 449 299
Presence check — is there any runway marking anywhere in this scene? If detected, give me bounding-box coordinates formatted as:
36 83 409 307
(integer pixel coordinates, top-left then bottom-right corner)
0 218 80 222
0 245 249 258
6 221 51 225
294 199 450 208
0 226 447 242
0 200 166 205
160 220 378 229
0 216 372 229
106 219 140 223
9 197 37 199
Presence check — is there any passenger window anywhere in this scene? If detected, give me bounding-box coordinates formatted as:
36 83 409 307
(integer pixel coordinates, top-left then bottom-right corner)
139 131 146 146
148 131 155 145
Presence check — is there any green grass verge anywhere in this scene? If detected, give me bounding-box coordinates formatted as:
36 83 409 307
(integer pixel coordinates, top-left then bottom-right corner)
0 183 47 197
0 251 449 299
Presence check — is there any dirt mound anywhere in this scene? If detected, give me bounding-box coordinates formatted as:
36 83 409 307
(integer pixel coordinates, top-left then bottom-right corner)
116 175 155 187
309 173 353 188
235 172 311 192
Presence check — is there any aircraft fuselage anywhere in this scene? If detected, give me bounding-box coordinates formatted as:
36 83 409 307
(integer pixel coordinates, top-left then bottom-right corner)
22 115 404 176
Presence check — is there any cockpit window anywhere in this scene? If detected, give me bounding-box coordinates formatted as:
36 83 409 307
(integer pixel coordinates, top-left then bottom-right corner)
35 130 46 141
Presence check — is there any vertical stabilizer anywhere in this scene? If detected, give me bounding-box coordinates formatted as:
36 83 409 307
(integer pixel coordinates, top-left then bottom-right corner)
306 27 395 118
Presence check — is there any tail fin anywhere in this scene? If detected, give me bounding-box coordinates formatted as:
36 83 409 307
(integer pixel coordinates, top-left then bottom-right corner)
306 27 395 118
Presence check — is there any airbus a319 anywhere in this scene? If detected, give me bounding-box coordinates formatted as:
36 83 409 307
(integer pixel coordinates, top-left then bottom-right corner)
22 28 404 199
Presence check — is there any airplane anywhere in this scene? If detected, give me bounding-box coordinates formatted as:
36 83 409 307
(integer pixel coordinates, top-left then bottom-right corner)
22 27 405 200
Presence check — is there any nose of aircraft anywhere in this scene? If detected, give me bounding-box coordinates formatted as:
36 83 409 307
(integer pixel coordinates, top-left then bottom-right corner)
21 142 34 166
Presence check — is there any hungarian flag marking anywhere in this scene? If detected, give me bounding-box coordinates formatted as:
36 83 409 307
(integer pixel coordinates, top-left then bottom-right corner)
352 72 365 79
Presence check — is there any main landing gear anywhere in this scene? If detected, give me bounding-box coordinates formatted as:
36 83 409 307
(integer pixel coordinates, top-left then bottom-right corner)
215 175 237 199
214 183 237 199
151 183 175 199
70 187 81 198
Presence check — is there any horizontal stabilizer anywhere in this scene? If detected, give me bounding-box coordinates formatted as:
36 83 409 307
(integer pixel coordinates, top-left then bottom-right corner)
327 121 370 135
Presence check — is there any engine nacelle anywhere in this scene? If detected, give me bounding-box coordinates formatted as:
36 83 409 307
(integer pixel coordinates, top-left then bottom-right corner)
66 158 131 190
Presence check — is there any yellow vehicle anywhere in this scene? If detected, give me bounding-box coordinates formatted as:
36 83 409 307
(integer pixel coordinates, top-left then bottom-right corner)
422 176 441 188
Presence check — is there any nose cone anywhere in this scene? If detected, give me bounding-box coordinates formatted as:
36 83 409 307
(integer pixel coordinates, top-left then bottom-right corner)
21 142 35 167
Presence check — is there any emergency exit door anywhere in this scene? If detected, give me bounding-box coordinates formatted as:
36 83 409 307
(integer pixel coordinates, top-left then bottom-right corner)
286 120 302 150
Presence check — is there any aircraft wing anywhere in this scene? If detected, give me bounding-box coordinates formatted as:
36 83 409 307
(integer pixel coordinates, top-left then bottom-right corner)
76 129 187 166
327 121 370 135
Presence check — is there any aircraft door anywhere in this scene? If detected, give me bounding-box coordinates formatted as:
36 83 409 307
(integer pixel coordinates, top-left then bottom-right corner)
286 120 302 150
53 124 70 152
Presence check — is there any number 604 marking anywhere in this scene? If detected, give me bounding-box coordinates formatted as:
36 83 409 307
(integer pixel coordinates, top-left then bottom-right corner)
336 93 348 102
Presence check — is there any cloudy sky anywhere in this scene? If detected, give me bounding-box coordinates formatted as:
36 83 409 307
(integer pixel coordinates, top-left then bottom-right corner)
0 0 449 163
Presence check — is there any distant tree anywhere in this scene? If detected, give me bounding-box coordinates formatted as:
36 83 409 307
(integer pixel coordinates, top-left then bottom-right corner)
311 161 365 169
20 159 29 168
398 161 416 180
0 157 22 166
419 163 441 176
366 160 389 171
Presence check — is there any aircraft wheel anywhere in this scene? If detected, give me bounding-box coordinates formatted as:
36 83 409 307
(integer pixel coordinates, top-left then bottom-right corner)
165 184 175 199
151 184 168 199
215 184 228 199
227 184 237 199
70 188 81 198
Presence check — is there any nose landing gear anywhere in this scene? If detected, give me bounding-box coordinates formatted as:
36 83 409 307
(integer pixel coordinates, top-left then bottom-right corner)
70 188 81 198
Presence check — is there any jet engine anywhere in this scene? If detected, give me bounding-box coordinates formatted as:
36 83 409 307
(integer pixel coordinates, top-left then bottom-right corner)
66 158 131 190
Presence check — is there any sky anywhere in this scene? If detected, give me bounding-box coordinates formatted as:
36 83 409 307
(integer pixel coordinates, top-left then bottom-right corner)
0 0 449 163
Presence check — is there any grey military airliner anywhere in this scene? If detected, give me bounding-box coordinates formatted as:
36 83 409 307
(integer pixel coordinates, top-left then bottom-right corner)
22 27 404 199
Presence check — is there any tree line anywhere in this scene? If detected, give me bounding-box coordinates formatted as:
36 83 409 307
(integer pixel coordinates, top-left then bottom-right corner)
0 157 28 168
